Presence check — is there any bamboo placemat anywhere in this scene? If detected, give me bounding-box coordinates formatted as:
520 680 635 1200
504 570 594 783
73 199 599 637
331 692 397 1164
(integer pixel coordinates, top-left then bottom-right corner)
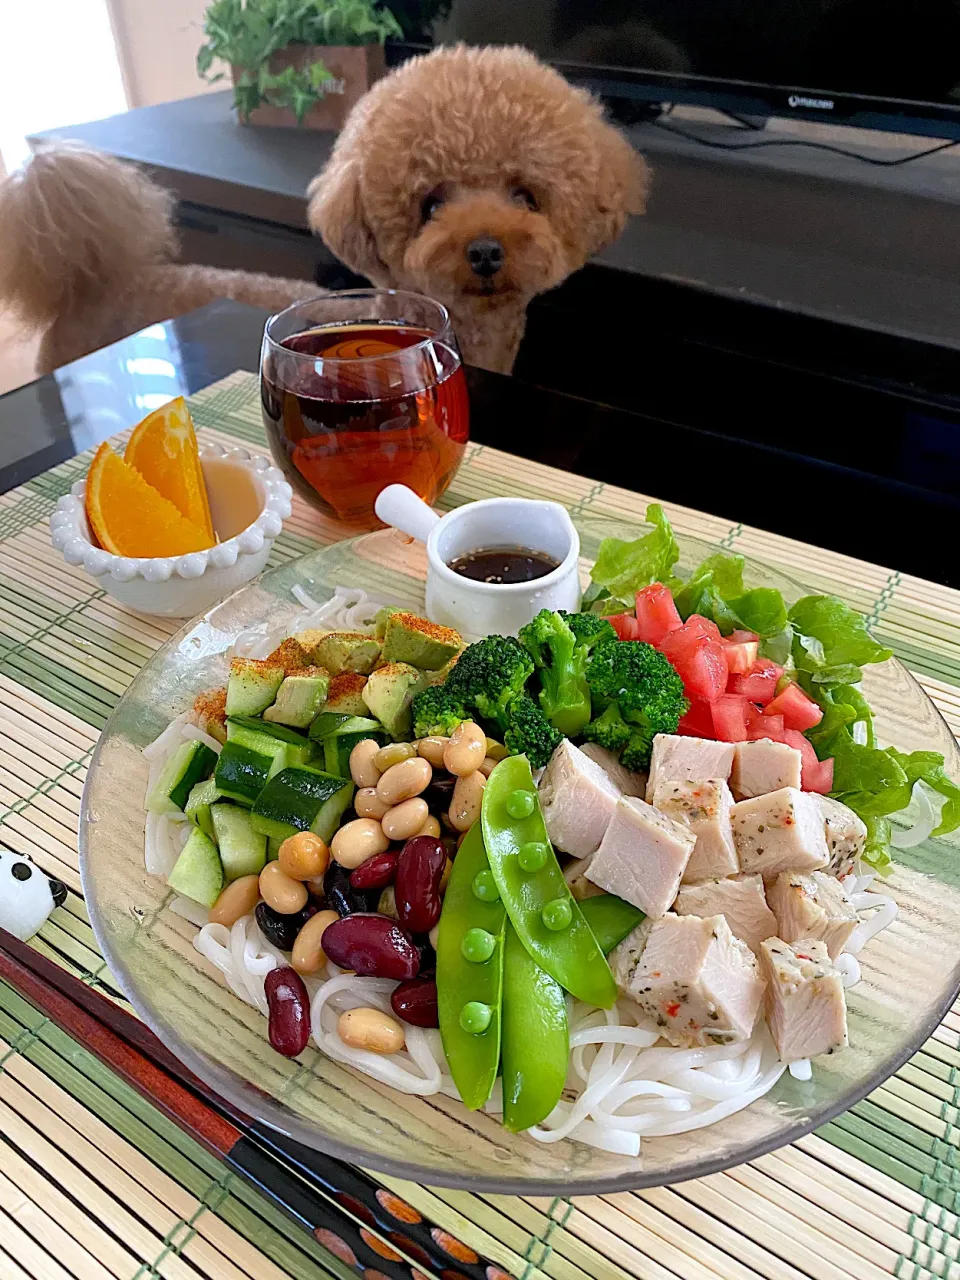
1 368 959 1280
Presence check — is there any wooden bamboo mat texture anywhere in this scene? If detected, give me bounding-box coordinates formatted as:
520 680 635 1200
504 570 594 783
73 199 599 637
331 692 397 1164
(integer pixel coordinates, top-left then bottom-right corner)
1 367 959 1280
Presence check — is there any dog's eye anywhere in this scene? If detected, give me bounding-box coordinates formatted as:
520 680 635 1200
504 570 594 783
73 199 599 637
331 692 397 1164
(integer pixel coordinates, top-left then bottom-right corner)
421 191 444 223
510 186 538 211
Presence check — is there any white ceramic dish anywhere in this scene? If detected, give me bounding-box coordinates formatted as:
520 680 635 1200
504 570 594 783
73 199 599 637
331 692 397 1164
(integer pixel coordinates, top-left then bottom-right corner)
375 485 581 635
49 443 293 617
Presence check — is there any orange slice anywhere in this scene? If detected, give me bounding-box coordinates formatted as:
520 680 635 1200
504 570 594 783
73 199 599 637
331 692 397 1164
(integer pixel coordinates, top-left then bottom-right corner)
124 396 215 541
85 443 214 557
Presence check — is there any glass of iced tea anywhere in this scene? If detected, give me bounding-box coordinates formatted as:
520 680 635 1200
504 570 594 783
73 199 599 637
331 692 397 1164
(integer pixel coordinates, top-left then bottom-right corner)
260 290 469 527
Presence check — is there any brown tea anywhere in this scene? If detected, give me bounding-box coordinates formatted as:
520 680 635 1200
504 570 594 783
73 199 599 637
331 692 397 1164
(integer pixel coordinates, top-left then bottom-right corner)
261 323 469 524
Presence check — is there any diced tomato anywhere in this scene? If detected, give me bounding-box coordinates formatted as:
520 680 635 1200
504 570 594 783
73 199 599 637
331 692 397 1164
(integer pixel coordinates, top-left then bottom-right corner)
728 658 783 706
746 710 784 740
660 620 727 704
763 682 824 731
779 727 829 791
677 698 715 737
710 694 749 742
682 614 723 643
721 632 760 675
803 757 835 794
634 583 683 646
608 612 641 641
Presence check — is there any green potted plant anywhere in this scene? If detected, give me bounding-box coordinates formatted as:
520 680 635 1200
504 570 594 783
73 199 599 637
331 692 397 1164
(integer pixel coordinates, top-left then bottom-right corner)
197 0 403 131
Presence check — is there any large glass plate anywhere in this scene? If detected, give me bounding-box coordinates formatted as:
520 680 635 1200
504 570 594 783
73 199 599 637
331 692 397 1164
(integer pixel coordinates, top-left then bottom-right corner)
80 514 960 1194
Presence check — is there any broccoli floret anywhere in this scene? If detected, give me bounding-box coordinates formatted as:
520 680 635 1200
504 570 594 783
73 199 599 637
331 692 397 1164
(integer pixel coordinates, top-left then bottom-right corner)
502 693 563 768
411 684 466 739
582 638 687 768
520 610 620 737
444 635 534 730
559 611 617 650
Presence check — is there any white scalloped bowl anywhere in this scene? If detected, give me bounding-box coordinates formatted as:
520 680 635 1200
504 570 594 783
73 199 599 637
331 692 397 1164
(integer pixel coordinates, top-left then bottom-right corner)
49 444 293 617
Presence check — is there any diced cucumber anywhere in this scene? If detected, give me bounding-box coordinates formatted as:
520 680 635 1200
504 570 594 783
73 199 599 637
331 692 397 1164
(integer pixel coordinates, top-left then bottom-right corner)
226 715 309 747
214 740 275 806
211 804 268 880
264 669 329 728
227 723 311 768
251 766 353 843
309 713 381 742
267 836 283 862
225 659 284 717
147 740 217 815
323 728 386 779
184 778 223 839
167 828 224 909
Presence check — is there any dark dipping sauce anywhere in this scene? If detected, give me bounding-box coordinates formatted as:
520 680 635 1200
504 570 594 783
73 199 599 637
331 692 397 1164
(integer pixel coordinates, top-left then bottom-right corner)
447 546 560 584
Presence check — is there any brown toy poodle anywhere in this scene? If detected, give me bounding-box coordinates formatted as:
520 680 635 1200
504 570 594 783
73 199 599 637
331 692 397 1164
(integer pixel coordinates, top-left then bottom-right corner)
0 45 646 377
310 44 649 372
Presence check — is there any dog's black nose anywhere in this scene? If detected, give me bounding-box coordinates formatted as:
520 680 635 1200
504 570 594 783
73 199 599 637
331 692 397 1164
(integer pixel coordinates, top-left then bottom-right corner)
466 238 504 278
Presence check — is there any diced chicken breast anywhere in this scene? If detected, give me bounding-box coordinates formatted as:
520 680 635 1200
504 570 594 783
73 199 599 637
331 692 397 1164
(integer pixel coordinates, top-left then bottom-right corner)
611 913 764 1047
674 874 778 953
587 796 696 917
651 777 739 881
731 738 802 800
759 937 848 1062
730 787 829 880
767 871 858 959
646 734 735 802
538 740 621 858
563 855 606 901
815 795 867 878
580 743 646 797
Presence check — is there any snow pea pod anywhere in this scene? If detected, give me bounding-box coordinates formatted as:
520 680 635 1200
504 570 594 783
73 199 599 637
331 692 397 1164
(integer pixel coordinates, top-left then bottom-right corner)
481 754 617 1009
435 822 505 1109
501 921 568 1132
578 894 645 955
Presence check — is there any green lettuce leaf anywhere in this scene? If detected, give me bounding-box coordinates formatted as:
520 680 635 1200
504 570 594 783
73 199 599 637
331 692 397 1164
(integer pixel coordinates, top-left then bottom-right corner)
589 504 680 604
788 596 892 677
672 552 788 639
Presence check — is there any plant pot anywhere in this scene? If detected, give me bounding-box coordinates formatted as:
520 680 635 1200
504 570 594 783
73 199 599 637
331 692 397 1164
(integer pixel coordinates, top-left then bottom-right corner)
233 44 386 131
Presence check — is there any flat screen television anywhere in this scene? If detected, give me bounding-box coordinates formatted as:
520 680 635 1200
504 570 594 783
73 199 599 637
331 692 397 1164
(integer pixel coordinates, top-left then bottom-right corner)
391 0 960 140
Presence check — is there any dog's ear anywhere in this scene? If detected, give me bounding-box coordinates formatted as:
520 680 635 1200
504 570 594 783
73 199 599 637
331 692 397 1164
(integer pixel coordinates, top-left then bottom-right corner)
584 125 651 257
307 159 389 283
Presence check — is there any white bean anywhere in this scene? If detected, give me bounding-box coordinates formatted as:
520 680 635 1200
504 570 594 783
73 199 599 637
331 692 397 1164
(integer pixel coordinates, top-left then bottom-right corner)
417 737 450 767
354 787 391 820
349 739 382 789
381 797 429 841
449 770 486 832
443 721 486 777
337 1007 405 1054
331 818 390 869
376 757 432 805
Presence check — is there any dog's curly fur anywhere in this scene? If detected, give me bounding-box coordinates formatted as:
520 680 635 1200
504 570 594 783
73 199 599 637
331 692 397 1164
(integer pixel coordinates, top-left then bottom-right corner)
0 46 646 378
309 44 648 372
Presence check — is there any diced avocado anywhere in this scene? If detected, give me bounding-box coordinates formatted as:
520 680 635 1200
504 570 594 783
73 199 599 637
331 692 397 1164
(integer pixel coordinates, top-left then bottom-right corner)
380 611 463 671
194 688 228 744
147 740 218 816
361 662 423 739
225 658 284 717
214 740 286 806
263 667 330 729
421 650 462 689
251 766 354 843
374 606 403 642
167 828 224 909
226 716 309 747
323 671 369 716
184 777 224 839
211 804 268 880
264 636 311 672
310 632 381 676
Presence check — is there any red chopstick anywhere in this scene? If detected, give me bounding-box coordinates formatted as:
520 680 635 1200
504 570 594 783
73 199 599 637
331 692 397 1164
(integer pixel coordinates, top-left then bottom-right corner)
0 928 503 1280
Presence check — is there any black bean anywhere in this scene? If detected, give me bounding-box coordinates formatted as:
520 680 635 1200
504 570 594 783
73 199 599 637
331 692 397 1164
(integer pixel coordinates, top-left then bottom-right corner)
255 901 314 952
323 862 368 918
414 936 437 976
422 773 456 814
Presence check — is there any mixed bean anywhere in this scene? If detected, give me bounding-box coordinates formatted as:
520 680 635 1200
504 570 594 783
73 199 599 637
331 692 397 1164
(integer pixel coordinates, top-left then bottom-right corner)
206 722 501 1057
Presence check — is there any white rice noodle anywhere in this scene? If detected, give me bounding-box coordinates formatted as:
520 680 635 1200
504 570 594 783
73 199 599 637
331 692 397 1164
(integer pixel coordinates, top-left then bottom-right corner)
232 585 391 660
788 1058 813 1081
834 952 861 987
845 889 898 954
310 970 443 1094
144 811 189 877
142 712 193 763
890 781 941 849
193 915 282 1009
526 1002 784 1156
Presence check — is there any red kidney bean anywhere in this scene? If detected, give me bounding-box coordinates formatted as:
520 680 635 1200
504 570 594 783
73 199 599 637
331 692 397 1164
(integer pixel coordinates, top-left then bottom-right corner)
395 835 446 934
349 851 398 891
322 913 420 980
390 977 439 1028
265 966 310 1057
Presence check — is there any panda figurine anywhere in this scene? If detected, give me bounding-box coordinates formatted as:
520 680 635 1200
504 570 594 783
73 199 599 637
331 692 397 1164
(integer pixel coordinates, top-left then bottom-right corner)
0 851 67 941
